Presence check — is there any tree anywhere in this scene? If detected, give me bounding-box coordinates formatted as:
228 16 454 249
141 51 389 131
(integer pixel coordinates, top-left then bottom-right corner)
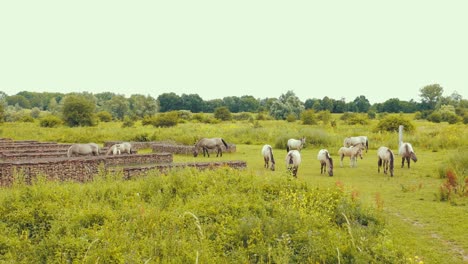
158 93 182 112
381 98 401 113
223 96 241 113
238 95 259 112
61 94 97 127
128 94 158 118
203 99 224 112
419 84 443 110
103 95 129 120
352 96 370 113
6 95 31 108
181 94 205 113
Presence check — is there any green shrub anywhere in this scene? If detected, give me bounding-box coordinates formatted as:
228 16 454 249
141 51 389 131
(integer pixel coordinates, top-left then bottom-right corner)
374 115 415 133
286 114 296 122
214 107 232 121
121 116 135 128
39 115 62 128
152 112 179 127
96 111 113 122
317 110 332 124
301 109 317 125
233 112 253 121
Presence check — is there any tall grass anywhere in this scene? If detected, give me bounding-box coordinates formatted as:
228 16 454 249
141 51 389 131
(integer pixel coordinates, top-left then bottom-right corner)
0 116 466 152
0 168 407 263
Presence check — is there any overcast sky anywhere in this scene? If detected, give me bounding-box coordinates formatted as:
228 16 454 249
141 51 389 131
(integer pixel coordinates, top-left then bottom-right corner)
1 1 467 104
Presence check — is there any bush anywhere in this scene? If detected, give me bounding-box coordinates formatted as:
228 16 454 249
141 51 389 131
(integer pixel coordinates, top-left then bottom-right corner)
39 115 62 128
301 110 317 125
151 112 179 127
121 116 135 128
317 110 332 124
214 107 232 121
233 112 253 121
374 115 415 133
96 111 113 122
286 114 296 122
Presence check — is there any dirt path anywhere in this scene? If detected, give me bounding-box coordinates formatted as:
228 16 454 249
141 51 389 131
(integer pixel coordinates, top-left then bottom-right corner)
393 211 468 263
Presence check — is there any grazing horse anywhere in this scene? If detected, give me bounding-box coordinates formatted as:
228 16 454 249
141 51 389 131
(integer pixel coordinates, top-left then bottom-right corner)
377 146 394 177
286 137 306 152
317 149 334 176
399 142 417 168
261 144 275 171
338 144 364 167
67 143 100 157
193 138 229 157
344 136 368 153
106 142 134 155
285 150 301 177
106 144 121 155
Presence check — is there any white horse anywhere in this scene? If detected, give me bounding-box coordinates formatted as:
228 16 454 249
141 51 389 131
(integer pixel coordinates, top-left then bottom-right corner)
261 144 275 171
286 137 306 152
317 149 334 176
106 142 134 155
285 150 301 177
377 146 394 177
344 136 368 153
338 144 364 167
106 144 122 155
399 142 417 168
67 143 100 157
193 138 229 157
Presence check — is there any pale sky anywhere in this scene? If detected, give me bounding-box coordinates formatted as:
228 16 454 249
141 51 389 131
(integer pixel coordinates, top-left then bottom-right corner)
1 1 467 104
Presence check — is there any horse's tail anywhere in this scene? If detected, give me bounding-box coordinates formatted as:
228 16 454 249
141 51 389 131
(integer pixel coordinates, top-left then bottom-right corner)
221 138 229 149
286 152 293 165
67 146 73 158
365 138 369 151
388 149 394 169
106 145 114 155
269 146 275 164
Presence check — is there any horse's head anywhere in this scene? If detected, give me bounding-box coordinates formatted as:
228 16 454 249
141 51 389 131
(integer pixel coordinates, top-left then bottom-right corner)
410 152 417 162
270 162 275 171
193 147 199 157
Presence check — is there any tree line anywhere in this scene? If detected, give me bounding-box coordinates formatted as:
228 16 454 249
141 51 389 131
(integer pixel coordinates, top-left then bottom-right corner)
0 84 466 126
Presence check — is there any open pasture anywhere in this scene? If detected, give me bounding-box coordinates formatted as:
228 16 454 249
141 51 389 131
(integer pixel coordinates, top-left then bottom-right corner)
175 144 467 263
0 116 466 263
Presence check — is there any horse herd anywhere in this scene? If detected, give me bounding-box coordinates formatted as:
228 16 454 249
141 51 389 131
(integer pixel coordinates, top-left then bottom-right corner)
66 137 417 179
66 142 135 157
263 136 418 178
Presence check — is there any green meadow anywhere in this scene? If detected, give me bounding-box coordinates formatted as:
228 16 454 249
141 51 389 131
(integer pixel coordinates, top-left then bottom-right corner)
0 116 466 263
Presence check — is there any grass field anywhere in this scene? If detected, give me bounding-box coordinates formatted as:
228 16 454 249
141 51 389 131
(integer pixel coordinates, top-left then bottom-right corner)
0 116 466 263
173 144 467 263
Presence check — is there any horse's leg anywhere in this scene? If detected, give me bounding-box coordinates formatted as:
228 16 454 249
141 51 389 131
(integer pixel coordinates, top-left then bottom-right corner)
406 157 410 168
401 157 405 168
293 167 298 177
340 155 344 167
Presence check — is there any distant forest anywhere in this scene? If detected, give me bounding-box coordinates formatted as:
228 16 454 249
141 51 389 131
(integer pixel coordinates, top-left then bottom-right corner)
0 83 467 125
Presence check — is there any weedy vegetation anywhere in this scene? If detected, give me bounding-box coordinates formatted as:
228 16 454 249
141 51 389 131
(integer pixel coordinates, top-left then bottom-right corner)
0 114 466 263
